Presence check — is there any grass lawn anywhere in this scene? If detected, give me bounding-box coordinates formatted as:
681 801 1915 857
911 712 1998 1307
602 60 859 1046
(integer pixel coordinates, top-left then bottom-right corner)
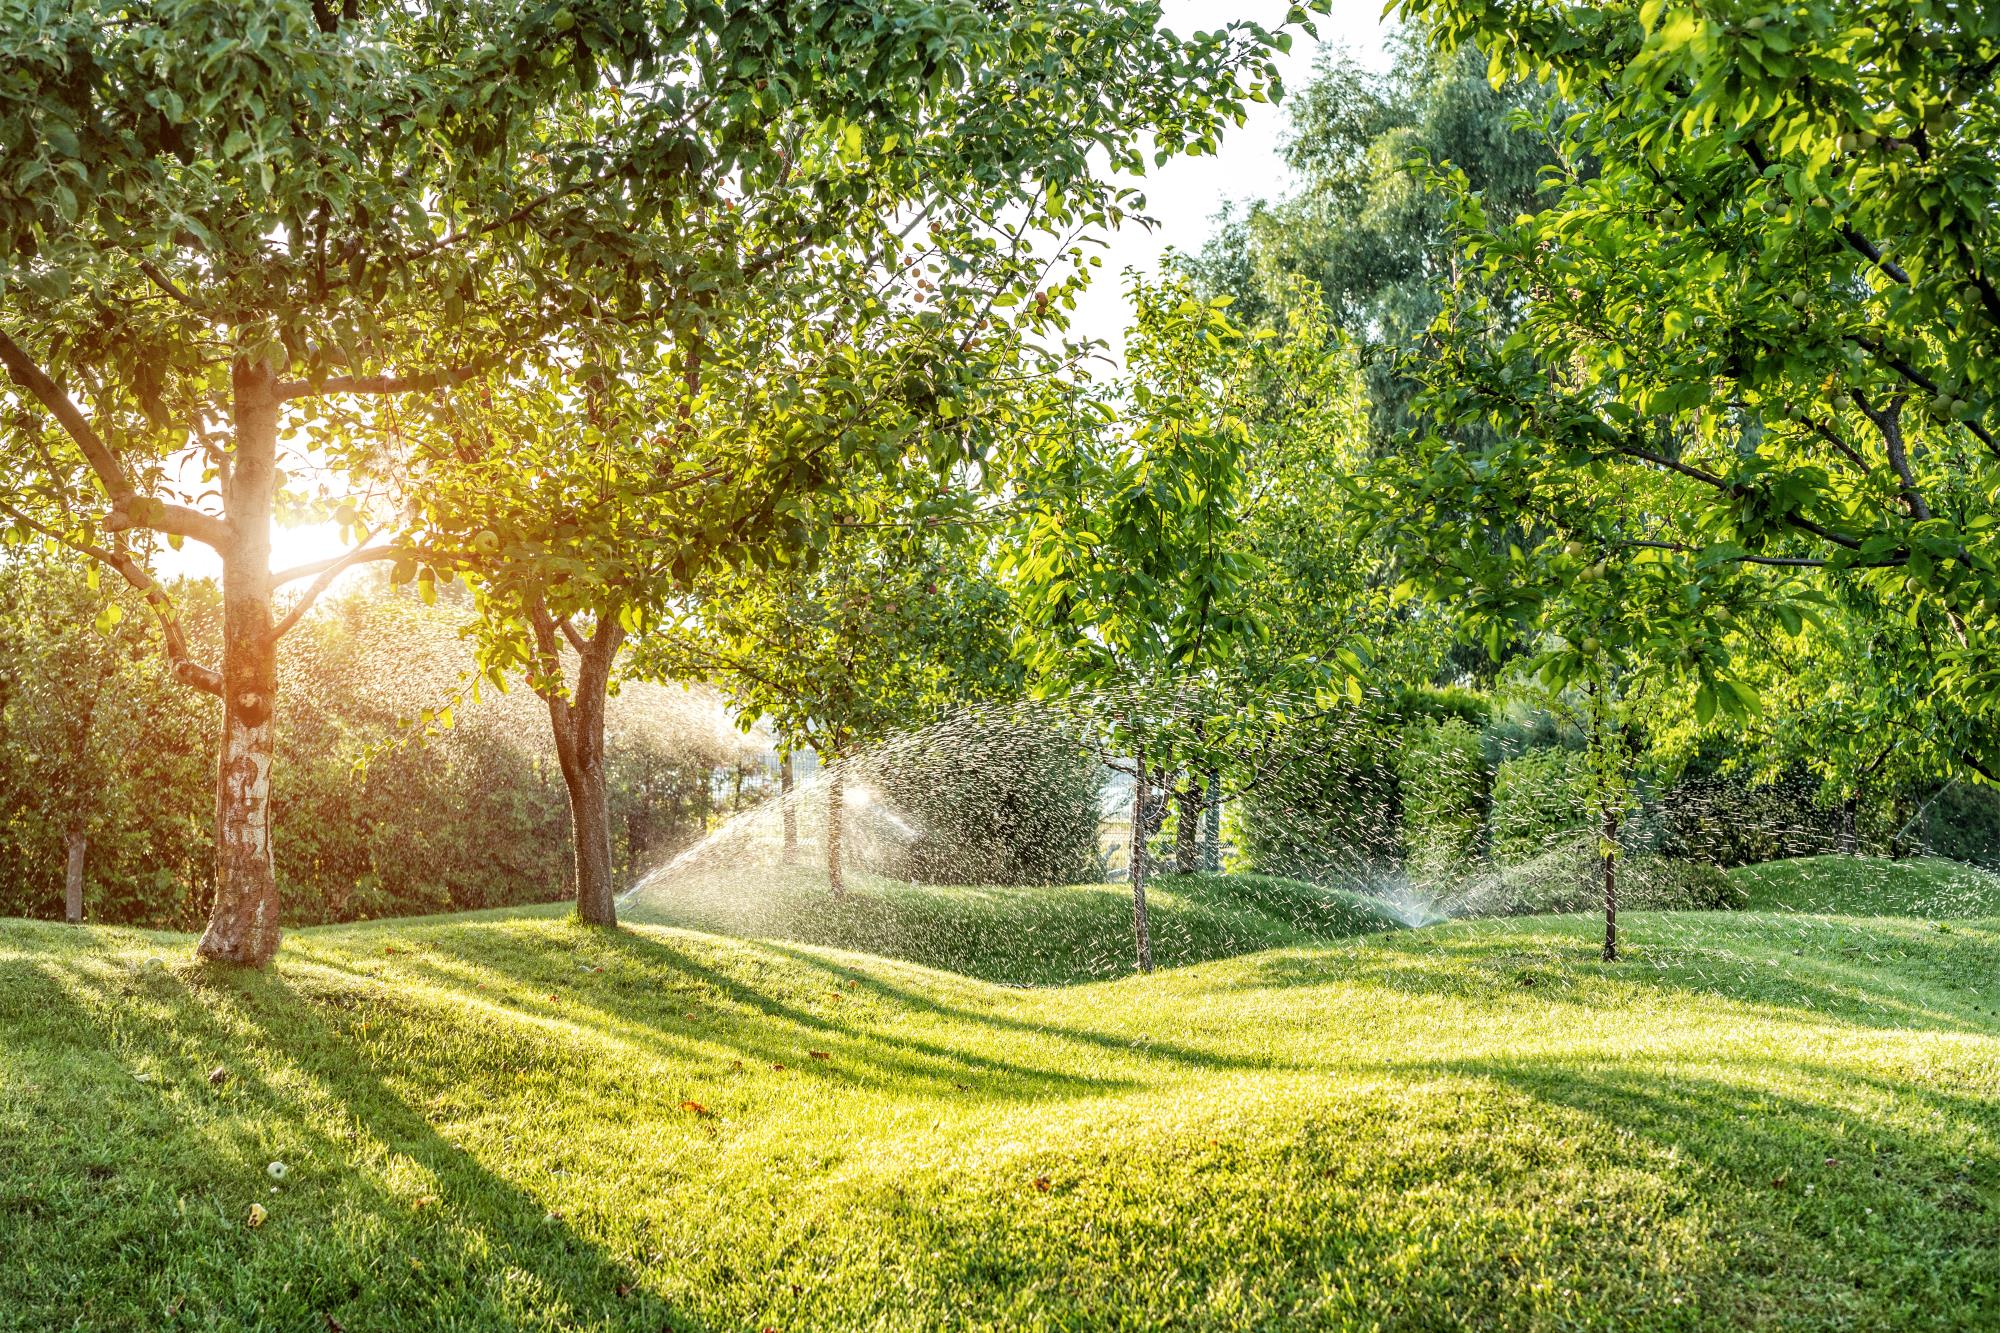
621 867 1408 985
1732 854 2000 918
2 857 1996 1329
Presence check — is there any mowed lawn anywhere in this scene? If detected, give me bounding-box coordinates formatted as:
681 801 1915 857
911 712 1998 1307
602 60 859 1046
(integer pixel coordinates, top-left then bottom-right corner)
2 860 1997 1330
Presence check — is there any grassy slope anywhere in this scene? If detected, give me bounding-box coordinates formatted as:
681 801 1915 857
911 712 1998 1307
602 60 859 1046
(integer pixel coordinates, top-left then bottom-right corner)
621 868 1407 985
1732 855 2000 917
4 873 1998 1330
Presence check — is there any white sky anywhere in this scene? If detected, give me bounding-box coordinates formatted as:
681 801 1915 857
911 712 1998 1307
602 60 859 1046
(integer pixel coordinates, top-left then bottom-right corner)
1066 1 1395 358
163 4 1394 586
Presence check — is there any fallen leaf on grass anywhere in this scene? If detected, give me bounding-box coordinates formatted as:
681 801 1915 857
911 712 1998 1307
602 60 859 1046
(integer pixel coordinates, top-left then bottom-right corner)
1032 1177 1052 1193
681 1100 712 1117
771 1063 786 1071
246 1203 267 1228
808 1051 830 1061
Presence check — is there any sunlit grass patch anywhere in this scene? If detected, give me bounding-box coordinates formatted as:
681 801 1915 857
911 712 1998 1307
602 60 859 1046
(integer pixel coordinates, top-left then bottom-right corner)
2 871 1997 1329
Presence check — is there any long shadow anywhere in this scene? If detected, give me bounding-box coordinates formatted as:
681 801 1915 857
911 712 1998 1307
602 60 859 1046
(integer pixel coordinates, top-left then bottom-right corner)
2 951 676 1331
1401 1054 2000 1324
303 924 1154 1101
754 938 1278 1074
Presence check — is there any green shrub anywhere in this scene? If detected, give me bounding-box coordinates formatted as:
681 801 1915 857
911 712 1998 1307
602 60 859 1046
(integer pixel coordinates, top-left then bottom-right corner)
1453 842 1743 917
1233 710 1402 886
1489 747 1591 865
867 715 1103 885
1397 716 1487 888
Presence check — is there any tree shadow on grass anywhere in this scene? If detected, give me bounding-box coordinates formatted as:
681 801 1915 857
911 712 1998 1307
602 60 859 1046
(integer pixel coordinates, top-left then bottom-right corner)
1404 1053 2000 1326
308 924 1156 1102
2 954 675 1332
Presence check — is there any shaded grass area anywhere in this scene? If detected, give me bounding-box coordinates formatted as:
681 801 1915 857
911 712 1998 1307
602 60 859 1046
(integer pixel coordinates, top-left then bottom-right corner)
1732 855 2000 917
4 895 1998 1330
620 867 1406 985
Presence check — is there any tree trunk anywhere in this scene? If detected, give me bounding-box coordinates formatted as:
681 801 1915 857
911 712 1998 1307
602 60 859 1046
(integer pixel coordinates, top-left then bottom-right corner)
1601 805 1619 963
1175 779 1201 875
64 830 86 925
197 362 283 968
1202 768 1222 873
1131 744 1153 973
780 752 798 863
826 765 845 898
531 601 625 928
1839 794 1858 854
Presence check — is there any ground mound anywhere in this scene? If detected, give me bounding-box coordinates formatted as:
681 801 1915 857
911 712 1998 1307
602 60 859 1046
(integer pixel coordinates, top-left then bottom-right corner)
621 867 1405 985
3 896 1995 1330
1731 854 2000 917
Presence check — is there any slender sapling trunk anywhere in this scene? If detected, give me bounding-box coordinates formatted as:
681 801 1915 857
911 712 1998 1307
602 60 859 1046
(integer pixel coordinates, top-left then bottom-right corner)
1131 743 1154 973
64 830 86 925
826 764 845 898
781 752 799 863
1601 805 1619 962
1202 767 1222 873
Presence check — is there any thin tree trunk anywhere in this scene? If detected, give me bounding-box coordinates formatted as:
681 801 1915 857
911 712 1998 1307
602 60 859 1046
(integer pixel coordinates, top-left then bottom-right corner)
197 362 283 968
780 752 798 863
1131 744 1153 973
1601 805 1619 963
1175 779 1201 875
1203 768 1222 873
1839 794 1858 854
827 764 845 898
64 830 86 925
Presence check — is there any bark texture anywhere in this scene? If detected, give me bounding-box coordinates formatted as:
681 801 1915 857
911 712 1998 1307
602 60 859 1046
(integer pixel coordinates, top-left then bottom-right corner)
197 363 283 968
64 831 86 925
529 599 626 927
1174 779 1202 874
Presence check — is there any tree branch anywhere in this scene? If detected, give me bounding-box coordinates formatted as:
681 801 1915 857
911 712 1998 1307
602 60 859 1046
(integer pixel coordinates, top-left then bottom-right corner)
265 536 397 643
280 360 493 401
0 327 234 550
0 499 223 696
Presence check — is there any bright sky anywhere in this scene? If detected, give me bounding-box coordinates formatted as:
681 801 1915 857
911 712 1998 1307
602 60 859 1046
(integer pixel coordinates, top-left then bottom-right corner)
1067 1 1396 359
162 4 1394 587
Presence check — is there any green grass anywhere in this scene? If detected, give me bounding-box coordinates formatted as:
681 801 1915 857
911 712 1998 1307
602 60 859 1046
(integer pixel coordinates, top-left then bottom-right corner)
622 867 1407 985
3 859 1998 1329
1732 855 2000 917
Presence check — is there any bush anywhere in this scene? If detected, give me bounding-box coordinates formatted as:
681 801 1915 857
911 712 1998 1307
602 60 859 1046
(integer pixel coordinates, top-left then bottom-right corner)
866 714 1103 885
1233 709 1402 886
1397 716 1487 888
1489 747 1592 864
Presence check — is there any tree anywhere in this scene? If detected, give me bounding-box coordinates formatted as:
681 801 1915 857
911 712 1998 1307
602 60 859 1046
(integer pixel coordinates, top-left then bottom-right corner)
1 0 855 960
0 553 177 923
378 0 1317 925
1005 276 1288 970
1382 0 2000 788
